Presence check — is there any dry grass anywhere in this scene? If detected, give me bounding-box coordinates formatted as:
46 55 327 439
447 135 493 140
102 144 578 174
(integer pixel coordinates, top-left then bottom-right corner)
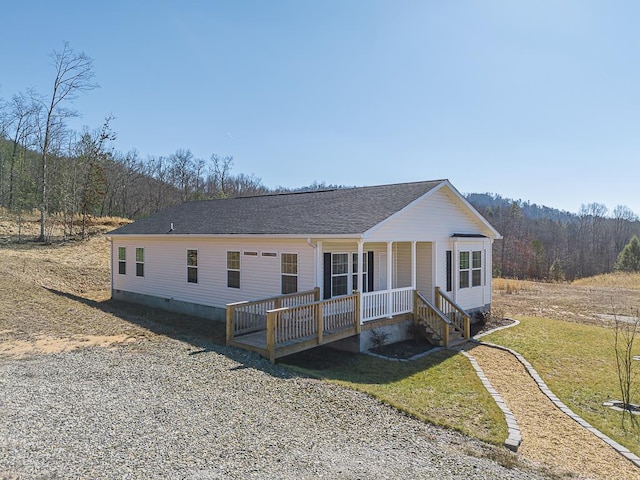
492 277 640 325
0 207 130 242
573 272 640 290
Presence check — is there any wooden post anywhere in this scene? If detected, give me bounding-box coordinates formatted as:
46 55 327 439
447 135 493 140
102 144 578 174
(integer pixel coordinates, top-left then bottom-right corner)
226 305 234 344
443 323 450 348
267 310 276 363
313 286 320 301
316 302 323 344
435 286 441 310
464 315 471 339
413 290 419 326
355 293 361 334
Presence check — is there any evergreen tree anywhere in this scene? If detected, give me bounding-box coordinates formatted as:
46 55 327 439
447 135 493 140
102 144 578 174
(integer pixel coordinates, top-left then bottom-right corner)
615 235 640 272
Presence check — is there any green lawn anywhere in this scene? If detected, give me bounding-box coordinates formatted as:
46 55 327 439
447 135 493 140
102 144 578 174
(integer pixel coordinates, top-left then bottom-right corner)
483 316 640 456
283 348 507 445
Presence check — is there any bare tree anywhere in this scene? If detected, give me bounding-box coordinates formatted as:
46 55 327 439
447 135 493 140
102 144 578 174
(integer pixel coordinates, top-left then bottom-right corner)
3 93 40 209
34 42 98 242
612 311 640 430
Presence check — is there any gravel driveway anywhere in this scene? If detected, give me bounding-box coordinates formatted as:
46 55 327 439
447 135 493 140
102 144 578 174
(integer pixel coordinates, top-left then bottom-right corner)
1 338 548 479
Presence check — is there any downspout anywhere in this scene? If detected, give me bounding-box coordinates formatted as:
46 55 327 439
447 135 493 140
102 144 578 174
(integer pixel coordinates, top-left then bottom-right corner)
307 238 319 295
357 240 364 324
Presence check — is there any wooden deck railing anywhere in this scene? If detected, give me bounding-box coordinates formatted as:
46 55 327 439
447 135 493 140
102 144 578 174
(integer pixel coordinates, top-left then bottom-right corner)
266 294 360 362
414 291 451 347
435 287 470 339
226 288 320 343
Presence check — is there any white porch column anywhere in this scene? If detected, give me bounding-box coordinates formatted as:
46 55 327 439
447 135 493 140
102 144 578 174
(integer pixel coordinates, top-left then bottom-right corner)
357 240 364 323
411 241 417 290
316 240 323 298
387 241 393 317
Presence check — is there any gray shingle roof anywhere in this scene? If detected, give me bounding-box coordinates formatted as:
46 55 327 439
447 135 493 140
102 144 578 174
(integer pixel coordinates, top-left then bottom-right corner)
108 180 446 236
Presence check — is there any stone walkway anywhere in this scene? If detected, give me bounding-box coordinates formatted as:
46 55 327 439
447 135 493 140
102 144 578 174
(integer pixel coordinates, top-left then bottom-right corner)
463 343 640 480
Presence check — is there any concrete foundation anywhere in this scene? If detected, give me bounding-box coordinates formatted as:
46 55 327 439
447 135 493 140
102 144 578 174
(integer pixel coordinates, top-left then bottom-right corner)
112 289 226 322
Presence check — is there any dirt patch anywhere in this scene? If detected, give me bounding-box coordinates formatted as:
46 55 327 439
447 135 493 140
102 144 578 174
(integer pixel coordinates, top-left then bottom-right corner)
0 334 137 358
492 279 640 326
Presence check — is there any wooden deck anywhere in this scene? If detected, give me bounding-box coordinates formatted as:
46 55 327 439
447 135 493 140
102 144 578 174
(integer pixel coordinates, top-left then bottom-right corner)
229 323 358 361
226 287 471 362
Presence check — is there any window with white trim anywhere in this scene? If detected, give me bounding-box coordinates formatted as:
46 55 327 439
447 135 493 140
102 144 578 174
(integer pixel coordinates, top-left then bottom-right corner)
472 251 482 287
459 251 469 288
459 250 482 288
187 249 198 284
118 247 126 275
135 248 144 277
331 253 349 296
227 251 240 288
352 252 369 292
281 253 298 294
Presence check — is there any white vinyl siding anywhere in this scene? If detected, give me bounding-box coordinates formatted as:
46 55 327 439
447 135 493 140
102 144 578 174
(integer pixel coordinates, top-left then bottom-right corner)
111 238 316 309
367 187 494 241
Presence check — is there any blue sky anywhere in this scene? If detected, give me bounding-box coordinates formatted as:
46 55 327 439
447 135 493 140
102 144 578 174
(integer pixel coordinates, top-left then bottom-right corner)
1 1 639 215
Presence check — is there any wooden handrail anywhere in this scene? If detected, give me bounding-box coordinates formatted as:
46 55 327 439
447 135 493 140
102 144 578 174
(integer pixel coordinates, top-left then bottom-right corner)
414 291 451 347
264 294 360 361
435 287 470 339
226 288 320 343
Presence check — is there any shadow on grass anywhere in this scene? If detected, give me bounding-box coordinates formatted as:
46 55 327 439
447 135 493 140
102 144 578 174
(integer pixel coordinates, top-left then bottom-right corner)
280 344 461 385
42 287 286 373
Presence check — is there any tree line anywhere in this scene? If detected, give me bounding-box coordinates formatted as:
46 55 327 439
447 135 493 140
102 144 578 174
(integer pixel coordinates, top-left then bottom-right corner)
2 43 639 280
470 193 640 280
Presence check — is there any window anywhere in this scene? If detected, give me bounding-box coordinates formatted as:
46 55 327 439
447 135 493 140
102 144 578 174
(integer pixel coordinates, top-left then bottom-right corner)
118 247 126 275
352 252 369 292
281 253 298 294
446 250 452 292
187 249 198 284
459 251 469 288
459 250 482 289
331 253 349 297
227 251 240 288
136 248 144 277
472 251 482 287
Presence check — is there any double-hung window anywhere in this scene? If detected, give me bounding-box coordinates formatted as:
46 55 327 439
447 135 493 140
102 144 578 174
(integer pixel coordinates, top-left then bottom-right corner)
472 251 482 287
331 253 349 297
187 249 198 284
351 252 369 292
227 251 240 288
118 247 126 275
135 248 144 277
281 253 298 294
459 250 482 288
459 251 470 288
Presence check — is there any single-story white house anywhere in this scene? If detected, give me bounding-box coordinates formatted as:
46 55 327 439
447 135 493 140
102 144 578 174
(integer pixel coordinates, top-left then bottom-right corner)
107 180 501 360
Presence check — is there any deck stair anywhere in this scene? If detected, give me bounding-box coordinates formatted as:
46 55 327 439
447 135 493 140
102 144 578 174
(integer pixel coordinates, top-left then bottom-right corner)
413 289 471 348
